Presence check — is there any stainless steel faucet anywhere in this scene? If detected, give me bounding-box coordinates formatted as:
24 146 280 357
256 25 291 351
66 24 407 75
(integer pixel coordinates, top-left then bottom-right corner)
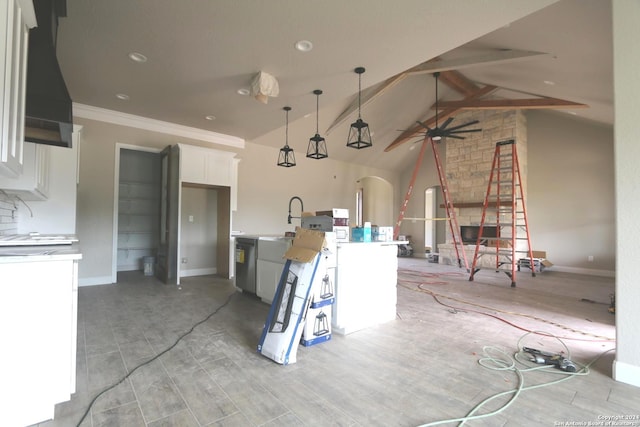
288 196 304 224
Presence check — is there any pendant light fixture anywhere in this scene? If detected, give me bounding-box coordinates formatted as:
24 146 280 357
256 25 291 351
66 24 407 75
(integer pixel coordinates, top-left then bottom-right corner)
346 67 372 149
306 89 328 159
277 106 296 167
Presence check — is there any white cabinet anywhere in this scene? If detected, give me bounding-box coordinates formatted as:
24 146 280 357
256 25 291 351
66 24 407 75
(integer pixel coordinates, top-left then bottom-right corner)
256 237 292 304
0 0 36 177
179 144 238 209
332 242 399 335
0 141 50 200
0 251 82 427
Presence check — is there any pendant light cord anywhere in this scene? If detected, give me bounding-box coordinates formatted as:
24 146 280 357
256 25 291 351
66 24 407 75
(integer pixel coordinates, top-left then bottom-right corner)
315 92 320 134
285 108 289 147
357 72 362 119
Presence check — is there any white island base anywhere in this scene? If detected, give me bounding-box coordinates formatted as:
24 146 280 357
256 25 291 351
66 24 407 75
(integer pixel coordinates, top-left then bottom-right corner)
332 242 402 335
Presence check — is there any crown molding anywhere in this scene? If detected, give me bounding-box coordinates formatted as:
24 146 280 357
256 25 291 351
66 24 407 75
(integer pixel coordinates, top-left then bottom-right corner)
73 103 245 149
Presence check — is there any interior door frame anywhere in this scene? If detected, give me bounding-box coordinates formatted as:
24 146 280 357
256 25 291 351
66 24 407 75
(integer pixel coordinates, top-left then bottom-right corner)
111 143 164 284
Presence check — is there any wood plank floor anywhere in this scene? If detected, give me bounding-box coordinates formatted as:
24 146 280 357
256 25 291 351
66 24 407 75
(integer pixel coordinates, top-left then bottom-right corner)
37 258 639 427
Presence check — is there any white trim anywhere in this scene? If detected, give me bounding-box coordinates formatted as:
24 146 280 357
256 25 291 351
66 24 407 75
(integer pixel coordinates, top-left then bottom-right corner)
79 276 114 287
613 359 640 388
73 103 245 149
550 265 616 278
16 0 37 28
180 268 217 278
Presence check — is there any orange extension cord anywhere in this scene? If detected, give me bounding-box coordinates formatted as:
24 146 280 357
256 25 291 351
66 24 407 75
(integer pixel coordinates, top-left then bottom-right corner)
397 268 615 343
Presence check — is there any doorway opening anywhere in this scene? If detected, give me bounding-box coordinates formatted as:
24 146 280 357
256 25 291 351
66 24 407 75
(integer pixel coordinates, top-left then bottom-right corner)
116 148 162 276
424 185 445 255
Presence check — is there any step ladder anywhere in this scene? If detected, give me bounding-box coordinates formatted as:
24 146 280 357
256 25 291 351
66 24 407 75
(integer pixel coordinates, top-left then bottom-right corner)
468 139 535 287
393 136 468 269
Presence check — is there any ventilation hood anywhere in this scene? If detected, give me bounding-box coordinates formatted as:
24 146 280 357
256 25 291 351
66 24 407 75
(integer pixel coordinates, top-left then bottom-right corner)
24 0 73 148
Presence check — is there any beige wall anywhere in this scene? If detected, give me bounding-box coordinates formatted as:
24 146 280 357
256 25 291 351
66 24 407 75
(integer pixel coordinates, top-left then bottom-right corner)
527 111 614 273
75 117 399 285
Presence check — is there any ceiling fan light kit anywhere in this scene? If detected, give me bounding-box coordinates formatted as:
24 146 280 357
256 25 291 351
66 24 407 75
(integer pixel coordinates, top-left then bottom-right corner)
307 89 329 159
277 106 296 167
347 67 373 149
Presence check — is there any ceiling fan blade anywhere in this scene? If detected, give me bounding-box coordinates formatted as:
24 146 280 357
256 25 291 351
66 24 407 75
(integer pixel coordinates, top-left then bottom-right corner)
449 128 483 134
415 121 431 131
444 120 481 132
439 117 454 130
443 134 465 140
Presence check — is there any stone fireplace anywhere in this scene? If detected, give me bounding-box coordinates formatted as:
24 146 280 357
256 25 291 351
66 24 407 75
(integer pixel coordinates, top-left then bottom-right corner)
438 109 528 264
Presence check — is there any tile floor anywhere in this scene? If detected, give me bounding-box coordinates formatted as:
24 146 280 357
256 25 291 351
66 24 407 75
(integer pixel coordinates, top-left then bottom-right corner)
36 258 639 427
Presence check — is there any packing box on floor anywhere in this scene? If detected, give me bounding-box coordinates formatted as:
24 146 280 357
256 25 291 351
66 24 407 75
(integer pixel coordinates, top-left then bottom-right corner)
257 227 329 364
301 306 332 347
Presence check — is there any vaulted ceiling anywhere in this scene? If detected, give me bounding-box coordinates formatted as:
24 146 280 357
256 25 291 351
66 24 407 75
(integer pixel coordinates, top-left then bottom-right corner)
56 0 612 171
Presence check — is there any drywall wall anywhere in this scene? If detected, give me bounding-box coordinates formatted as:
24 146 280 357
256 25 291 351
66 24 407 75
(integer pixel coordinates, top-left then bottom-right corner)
527 110 614 274
74 117 399 285
612 0 640 388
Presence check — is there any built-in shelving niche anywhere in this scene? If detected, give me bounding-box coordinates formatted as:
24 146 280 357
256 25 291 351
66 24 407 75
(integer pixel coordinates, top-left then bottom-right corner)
117 149 161 272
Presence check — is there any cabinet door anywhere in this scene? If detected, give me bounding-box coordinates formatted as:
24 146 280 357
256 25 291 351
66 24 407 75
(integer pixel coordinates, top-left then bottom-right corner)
0 0 31 177
257 260 284 304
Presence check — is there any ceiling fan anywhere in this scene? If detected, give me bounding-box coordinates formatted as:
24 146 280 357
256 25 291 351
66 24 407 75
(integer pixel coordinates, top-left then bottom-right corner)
415 72 482 141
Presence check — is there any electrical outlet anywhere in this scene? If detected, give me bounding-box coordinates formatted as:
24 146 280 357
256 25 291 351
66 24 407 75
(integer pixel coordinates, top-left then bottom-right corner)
588 255 594 262
182 257 188 264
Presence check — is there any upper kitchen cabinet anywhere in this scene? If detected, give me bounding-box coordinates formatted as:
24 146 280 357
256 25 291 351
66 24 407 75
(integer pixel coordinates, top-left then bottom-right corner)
179 144 239 210
0 0 36 177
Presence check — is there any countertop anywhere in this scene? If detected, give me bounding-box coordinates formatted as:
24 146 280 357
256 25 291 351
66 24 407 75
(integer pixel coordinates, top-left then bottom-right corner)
0 243 83 263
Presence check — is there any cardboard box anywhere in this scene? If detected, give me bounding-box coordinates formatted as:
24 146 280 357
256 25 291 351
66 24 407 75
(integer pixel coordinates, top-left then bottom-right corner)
301 306 332 347
310 266 336 308
372 226 393 242
284 227 328 263
258 227 328 364
531 250 553 267
351 226 372 242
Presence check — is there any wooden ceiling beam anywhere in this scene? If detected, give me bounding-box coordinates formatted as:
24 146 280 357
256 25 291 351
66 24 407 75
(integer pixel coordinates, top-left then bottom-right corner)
435 97 589 110
384 84 497 152
405 49 550 75
438 70 479 97
326 72 408 135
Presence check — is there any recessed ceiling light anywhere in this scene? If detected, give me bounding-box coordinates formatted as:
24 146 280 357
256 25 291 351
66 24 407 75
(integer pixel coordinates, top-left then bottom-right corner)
237 88 250 96
543 80 555 85
566 111 578 115
116 93 130 100
205 115 216 121
294 40 313 52
128 52 148 63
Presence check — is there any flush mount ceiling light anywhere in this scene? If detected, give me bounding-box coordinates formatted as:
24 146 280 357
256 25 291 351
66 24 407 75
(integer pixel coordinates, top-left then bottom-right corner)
294 40 313 52
277 106 296 167
128 52 148 63
306 90 328 159
346 67 372 149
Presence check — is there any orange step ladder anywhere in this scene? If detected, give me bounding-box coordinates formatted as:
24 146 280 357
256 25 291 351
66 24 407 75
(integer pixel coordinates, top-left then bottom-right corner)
468 139 535 287
394 136 468 269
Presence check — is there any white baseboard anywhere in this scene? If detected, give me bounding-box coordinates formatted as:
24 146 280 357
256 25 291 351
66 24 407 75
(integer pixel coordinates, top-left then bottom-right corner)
550 265 615 278
613 359 640 388
79 275 114 287
180 267 217 278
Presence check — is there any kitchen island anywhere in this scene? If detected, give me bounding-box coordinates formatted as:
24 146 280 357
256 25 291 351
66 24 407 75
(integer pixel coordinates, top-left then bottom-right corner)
0 245 82 427
332 241 405 335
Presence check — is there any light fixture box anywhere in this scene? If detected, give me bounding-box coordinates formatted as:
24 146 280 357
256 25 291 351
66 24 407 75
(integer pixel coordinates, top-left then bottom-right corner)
301 306 332 347
351 226 372 242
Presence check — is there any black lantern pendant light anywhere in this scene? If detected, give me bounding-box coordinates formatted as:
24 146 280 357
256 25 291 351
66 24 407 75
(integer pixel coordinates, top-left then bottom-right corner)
277 106 296 167
346 67 372 149
306 89 328 159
